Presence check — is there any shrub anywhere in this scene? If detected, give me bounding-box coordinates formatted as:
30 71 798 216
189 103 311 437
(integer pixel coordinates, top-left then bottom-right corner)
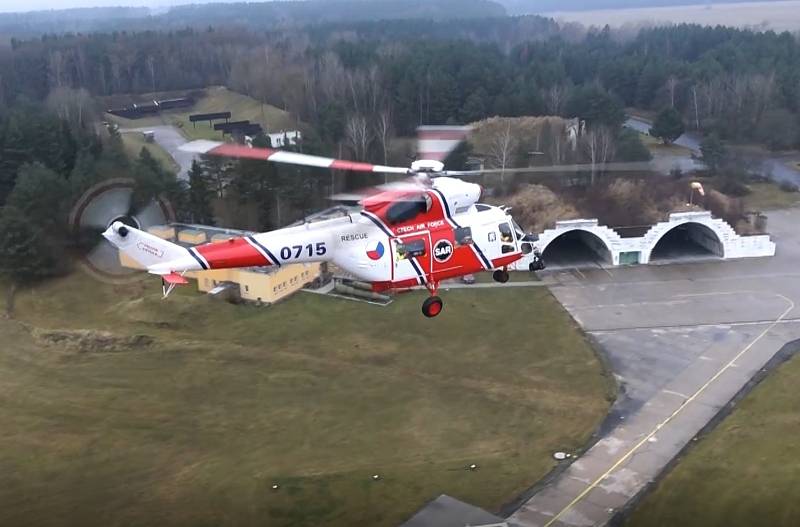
489 184 579 232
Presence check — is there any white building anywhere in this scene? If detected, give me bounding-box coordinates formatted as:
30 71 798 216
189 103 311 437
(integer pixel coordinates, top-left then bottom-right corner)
268 130 302 148
514 211 775 270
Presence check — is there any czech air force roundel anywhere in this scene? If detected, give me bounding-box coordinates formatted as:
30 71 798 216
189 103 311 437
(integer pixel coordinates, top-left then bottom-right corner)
366 240 385 261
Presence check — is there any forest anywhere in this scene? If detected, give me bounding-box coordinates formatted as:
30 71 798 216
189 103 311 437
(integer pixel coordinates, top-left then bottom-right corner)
2 17 798 146
500 0 794 14
1 10 799 289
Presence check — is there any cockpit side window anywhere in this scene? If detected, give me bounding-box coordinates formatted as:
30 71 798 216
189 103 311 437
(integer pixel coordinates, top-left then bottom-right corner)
499 222 516 254
454 227 473 246
395 238 426 260
499 223 514 243
386 194 432 225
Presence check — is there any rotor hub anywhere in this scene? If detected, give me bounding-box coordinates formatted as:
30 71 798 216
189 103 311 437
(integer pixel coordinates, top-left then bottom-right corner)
108 214 141 230
410 159 445 173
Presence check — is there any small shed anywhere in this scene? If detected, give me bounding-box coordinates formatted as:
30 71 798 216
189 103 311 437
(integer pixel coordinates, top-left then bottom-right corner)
178 229 208 245
147 225 176 240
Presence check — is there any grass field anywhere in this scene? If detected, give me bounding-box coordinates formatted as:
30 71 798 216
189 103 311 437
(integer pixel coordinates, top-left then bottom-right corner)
0 272 612 527
640 133 694 156
627 352 800 527
107 86 297 141
742 182 800 210
545 1 800 32
120 131 181 173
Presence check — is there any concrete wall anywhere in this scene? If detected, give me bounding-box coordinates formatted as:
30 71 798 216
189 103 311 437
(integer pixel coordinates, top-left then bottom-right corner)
514 211 775 270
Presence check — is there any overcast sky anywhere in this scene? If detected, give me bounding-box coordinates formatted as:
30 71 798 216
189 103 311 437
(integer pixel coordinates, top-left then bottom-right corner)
0 0 265 14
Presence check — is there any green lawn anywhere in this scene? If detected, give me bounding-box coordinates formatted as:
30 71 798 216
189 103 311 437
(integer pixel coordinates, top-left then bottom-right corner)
108 86 297 141
742 182 800 211
120 130 181 173
640 132 694 156
627 352 800 527
0 272 612 527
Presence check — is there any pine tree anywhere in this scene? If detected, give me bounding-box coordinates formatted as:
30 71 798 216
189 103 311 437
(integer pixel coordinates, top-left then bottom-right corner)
188 159 215 225
650 108 685 145
0 206 60 316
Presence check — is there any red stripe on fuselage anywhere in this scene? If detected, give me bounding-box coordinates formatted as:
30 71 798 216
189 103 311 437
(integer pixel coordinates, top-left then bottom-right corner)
193 238 271 269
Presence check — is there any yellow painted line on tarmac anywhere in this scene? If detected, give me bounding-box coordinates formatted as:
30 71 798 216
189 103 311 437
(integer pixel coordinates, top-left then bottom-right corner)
543 293 795 527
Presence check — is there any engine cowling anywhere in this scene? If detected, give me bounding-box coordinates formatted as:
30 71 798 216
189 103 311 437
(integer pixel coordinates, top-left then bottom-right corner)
431 177 482 215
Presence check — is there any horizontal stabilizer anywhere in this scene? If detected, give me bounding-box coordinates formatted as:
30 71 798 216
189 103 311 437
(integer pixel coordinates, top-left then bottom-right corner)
161 272 189 285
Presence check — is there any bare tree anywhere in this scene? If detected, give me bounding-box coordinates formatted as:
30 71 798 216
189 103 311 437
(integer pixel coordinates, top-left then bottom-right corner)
666 76 679 108
545 84 568 115
597 125 616 167
749 71 776 127
488 122 518 185
583 128 599 185
47 50 65 89
345 114 372 162
147 55 156 94
374 107 393 181
582 125 616 185
45 87 94 127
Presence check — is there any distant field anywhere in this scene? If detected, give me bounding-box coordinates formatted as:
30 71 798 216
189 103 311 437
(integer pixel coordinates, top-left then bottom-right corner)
742 182 800 210
107 86 297 141
545 1 800 31
0 272 612 527
627 351 800 527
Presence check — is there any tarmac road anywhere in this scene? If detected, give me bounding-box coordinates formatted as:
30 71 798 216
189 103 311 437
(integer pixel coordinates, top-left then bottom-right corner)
121 125 197 180
624 116 800 184
508 207 800 527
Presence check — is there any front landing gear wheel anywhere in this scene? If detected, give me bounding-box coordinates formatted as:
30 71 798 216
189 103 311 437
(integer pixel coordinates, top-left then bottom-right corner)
493 270 510 283
422 296 444 318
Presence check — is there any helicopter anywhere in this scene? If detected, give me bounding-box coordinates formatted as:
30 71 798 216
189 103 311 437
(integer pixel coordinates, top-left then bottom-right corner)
102 127 544 317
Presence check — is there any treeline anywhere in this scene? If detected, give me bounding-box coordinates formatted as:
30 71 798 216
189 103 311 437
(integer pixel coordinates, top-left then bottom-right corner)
0 0 505 37
500 0 792 15
3 19 799 152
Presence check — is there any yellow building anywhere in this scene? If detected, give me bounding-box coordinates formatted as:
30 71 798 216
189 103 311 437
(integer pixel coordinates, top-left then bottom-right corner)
120 224 322 304
192 263 320 304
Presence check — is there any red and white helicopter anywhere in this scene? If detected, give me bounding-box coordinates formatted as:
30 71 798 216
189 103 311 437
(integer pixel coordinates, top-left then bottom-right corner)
102 127 544 317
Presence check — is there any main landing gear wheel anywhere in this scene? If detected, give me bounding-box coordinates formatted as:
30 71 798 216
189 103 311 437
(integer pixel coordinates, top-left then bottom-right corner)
422 296 444 318
493 269 510 284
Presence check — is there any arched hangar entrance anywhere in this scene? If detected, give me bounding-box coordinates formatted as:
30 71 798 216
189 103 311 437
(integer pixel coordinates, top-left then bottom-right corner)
541 229 613 269
648 222 724 263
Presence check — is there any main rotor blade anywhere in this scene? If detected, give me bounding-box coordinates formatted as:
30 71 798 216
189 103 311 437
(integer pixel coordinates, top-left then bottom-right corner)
444 161 656 177
416 125 471 162
329 179 429 202
181 140 411 175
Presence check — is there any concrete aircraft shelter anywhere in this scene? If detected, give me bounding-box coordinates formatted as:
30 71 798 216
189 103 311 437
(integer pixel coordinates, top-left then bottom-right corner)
514 211 775 270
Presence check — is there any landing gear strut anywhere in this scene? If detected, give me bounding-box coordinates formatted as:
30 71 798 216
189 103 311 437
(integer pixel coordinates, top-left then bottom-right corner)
422 281 444 318
493 269 510 284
